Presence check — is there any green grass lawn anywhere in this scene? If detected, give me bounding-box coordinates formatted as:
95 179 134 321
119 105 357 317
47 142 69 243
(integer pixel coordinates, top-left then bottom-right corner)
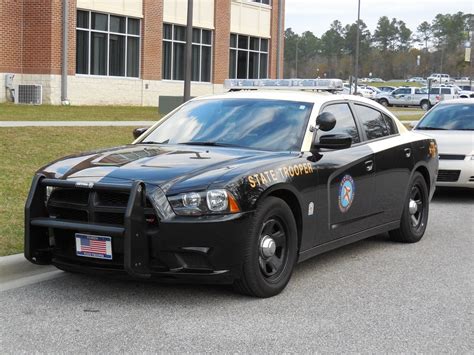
0 127 136 256
370 81 422 88
0 103 161 121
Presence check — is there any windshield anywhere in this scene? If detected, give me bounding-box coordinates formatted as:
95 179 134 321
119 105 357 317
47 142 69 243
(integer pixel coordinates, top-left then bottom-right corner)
417 104 474 130
141 98 314 151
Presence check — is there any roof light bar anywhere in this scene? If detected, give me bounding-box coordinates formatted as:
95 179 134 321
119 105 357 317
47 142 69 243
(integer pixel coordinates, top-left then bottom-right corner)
224 78 343 91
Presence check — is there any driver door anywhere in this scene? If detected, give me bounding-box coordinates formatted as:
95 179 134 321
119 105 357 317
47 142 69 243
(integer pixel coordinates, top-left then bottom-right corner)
312 102 378 245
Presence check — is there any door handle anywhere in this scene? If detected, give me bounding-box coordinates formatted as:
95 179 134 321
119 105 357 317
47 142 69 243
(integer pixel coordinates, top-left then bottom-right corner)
365 160 374 172
404 148 411 158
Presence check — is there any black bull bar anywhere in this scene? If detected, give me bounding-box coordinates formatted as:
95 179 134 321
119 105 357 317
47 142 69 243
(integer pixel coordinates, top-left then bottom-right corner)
24 175 152 278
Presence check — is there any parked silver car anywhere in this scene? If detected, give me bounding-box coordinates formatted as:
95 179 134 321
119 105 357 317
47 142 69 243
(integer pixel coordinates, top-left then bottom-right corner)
413 99 474 188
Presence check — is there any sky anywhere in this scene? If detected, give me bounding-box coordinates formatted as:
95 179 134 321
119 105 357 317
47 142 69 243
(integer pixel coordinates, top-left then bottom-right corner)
285 0 473 37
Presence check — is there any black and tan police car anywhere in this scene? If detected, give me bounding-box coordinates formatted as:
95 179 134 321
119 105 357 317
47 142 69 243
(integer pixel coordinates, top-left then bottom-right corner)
25 79 438 297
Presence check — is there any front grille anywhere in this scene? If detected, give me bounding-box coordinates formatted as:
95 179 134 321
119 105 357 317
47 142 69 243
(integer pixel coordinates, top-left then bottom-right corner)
47 188 157 226
469 176 474 182
439 154 465 160
437 170 461 182
97 191 129 207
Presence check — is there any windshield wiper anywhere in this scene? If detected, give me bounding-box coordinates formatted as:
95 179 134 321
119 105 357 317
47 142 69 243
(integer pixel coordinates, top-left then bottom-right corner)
140 139 169 144
416 127 447 130
178 141 243 148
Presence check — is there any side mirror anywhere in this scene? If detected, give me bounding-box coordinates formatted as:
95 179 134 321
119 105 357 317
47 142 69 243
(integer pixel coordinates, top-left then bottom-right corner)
314 134 352 150
133 127 149 139
316 112 337 132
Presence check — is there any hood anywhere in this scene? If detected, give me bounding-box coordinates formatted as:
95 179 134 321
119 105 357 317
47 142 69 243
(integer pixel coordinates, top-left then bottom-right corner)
414 130 474 155
40 144 292 193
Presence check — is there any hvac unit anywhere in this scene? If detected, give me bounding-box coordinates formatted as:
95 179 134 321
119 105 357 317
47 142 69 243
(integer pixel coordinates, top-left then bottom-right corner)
15 84 43 105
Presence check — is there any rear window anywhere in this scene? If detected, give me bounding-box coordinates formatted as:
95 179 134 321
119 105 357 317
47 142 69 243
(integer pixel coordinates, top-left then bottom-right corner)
353 104 396 140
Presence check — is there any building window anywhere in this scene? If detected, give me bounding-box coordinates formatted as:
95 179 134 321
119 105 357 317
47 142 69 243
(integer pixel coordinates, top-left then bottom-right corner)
229 34 268 79
76 10 140 78
163 24 212 82
252 0 271 4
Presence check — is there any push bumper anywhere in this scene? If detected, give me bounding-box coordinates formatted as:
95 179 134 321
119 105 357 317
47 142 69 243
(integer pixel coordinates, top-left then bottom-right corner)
25 175 253 284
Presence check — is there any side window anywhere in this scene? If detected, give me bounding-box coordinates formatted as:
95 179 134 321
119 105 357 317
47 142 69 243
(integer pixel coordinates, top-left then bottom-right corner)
441 88 451 95
319 103 360 143
382 114 398 135
354 104 391 140
401 88 411 94
429 88 440 94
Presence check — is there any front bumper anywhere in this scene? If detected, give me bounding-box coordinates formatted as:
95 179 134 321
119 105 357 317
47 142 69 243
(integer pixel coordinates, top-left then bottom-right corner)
436 158 474 188
25 176 253 284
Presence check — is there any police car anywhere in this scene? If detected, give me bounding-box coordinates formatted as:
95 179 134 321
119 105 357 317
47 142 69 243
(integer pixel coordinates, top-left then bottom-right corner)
25 79 438 298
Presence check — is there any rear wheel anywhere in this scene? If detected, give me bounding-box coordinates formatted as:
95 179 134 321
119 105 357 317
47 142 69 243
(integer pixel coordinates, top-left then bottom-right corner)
389 172 429 243
378 98 389 107
234 197 297 298
420 100 431 111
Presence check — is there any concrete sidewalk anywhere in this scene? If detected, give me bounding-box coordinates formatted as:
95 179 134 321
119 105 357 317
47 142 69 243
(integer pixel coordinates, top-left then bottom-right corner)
0 253 64 292
0 121 153 127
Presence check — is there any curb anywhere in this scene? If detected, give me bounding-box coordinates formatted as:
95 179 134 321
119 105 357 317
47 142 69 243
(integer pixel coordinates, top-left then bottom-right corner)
0 253 63 292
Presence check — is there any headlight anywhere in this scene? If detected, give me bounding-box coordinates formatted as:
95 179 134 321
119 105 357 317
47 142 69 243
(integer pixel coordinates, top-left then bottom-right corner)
168 189 240 216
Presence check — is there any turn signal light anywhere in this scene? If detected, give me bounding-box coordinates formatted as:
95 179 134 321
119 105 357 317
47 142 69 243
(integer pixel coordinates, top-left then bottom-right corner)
227 192 241 213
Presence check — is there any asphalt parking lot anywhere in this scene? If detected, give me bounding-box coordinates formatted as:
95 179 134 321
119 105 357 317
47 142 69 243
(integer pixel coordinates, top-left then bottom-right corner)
1 189 472 353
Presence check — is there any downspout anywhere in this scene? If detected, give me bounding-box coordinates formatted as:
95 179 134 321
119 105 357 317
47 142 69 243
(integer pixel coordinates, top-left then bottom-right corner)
61 0 69 104
276 0 283 79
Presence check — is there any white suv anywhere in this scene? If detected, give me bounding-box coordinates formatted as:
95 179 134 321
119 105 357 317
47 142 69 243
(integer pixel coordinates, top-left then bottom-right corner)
427 73 453 84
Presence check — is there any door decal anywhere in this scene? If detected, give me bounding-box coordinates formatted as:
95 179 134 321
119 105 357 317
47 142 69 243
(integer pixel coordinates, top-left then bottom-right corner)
338 175 355 213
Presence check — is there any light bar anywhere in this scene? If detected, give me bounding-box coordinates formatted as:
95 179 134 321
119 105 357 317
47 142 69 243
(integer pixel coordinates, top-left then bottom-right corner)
224 78 343 91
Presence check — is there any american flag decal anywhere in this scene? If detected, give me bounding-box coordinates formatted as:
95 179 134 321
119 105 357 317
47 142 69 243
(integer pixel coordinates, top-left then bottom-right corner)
75 234 112 260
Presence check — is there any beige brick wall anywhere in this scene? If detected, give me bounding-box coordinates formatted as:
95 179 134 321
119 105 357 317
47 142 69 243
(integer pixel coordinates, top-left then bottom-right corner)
0 0 281 105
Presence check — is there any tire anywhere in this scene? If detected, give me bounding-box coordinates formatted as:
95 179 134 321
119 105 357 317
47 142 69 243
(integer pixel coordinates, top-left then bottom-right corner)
234 197 298 298
378 98 389 107
389 172 429 243
420 100 431 111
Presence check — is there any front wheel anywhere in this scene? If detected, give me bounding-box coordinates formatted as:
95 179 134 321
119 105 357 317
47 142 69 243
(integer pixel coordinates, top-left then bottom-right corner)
389 172 429 243
234 197 298 298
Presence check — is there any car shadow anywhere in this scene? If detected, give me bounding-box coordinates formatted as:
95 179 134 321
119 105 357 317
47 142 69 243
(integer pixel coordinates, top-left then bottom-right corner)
432 187 474 203
35 233 395 304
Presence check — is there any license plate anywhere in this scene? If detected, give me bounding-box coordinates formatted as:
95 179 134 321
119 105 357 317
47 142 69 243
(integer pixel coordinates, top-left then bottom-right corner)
75 233 112 260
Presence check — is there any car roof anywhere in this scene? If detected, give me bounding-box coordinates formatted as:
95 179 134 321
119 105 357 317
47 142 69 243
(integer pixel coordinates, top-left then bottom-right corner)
437 98 474 105
193 90 383 107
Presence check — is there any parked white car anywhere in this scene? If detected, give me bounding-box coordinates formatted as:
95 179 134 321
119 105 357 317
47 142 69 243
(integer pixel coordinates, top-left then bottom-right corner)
413 99 474 188
342 83 375 99
376 86 436 110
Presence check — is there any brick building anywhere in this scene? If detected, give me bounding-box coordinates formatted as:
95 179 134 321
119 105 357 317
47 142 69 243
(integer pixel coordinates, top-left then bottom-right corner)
0 0 285 106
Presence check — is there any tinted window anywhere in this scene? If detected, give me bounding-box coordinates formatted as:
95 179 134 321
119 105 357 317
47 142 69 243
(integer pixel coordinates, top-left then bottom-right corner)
354 104 391 140
143 99 313 151
319 103 360 143
441 88 451 94
382 114 397 135
429 88 440 94
416 104 474 131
